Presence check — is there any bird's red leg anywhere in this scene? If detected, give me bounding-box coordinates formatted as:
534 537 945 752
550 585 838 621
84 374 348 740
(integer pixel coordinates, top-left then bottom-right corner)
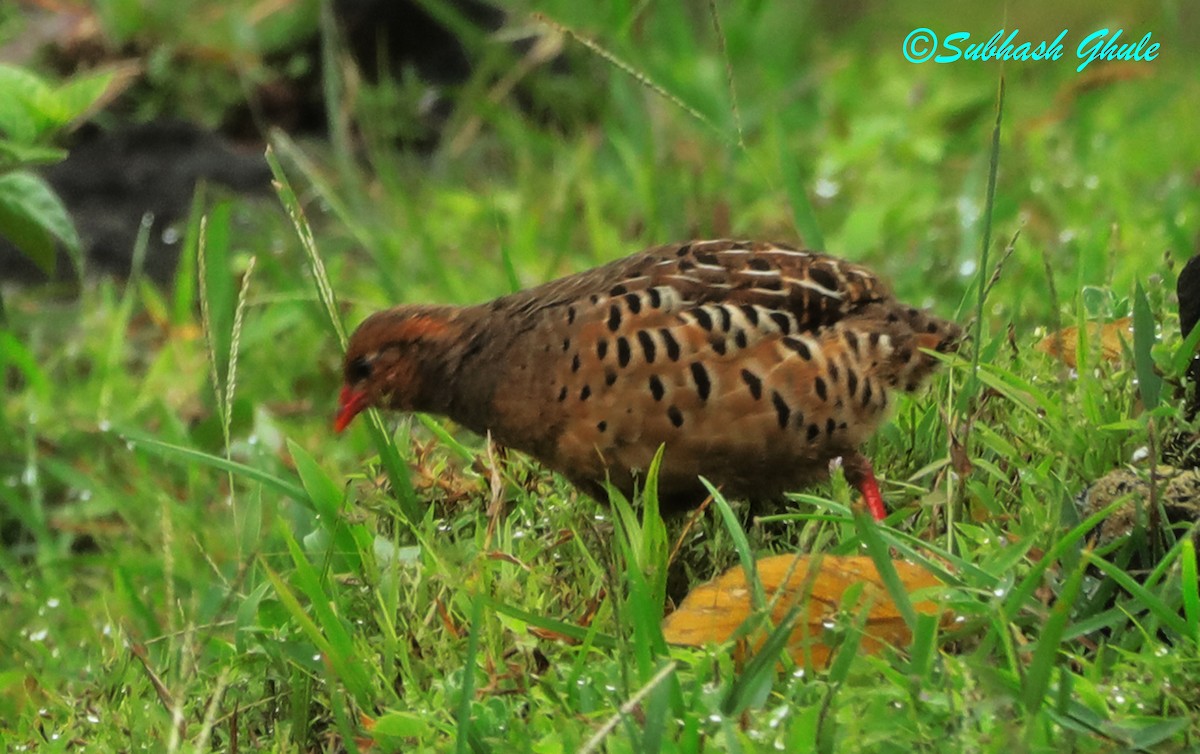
844 453 887 521
858 464 887 521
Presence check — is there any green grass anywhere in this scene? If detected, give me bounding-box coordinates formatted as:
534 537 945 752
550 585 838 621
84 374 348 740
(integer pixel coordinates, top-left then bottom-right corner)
4 1 1200 751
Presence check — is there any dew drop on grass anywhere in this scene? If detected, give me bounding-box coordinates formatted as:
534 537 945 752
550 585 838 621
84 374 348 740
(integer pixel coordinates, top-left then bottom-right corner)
992 587 1007 598
792 668 806 679
821 620 837 629
46 598 59 609
814 177 840 199
708 714 724 724
98 420 112 432
86 713 100 724
161 226 180 245
958 259 977 277
29 628 48 642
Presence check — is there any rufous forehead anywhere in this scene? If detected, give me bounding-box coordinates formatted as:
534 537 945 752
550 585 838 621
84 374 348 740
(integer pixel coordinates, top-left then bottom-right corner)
350 310 455 353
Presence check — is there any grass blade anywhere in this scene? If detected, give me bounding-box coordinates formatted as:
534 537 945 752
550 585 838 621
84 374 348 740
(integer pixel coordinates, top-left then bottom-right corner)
1132 281 1162 410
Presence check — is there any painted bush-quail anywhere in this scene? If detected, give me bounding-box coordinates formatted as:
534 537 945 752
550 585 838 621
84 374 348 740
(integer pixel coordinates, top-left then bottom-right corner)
335 239 961 519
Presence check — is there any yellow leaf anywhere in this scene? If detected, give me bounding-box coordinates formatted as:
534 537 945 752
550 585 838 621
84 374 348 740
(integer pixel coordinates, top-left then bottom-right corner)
1036 317 1131 368
662 554 946 666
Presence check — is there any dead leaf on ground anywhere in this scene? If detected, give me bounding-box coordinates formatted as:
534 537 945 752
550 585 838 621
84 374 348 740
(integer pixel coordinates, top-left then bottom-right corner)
662 554 947 667
1036 317 1132 368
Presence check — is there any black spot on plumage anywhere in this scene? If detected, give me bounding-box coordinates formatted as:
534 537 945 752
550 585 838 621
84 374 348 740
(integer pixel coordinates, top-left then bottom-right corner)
771 391 791 429
808 266 839 292
826 417 836 436
617 337 632 367
749 257 772 271
734 330 748 349
590 294 600 305
927 321 940 333
637 330 657 363
597 421 607 432
847 370 859 397
624 293 642 314
693 308 714 331
814 377 827 401
695 251 718 265
667 405 684 427
649 375 665 401
741 369 762 399
557 386 568 401
605 370 617 386
769 312 791 334
571 354 581 372
783 337 812 360
862 380 873 406
597 339 609 360
676 244 692 257
845 331 859 353
567 306 576 325
740 304 760 326
678 260 695 272
580 385 591 401
715 306 732 332
869 331 881 348
660 329 681 361
758 277 783 291
828 361 840 382
607 305 622 332
647 288 662 308
886 311 899 323
690 362 711 401
610 284 627 296
806 423 820 441
712 339 727 356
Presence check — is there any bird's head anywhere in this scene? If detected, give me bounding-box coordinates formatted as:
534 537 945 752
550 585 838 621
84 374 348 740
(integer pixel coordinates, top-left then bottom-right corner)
335 306 462 432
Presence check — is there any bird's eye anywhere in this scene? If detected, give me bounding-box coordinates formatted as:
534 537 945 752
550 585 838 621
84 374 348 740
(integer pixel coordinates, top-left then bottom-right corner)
346 355 373 384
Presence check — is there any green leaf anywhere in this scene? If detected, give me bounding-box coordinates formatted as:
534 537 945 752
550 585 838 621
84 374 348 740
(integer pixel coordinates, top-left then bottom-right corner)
0 170 80 275
372 711 431 741
123 429 310 506
1022 560 1084 714
0 65 49 142
0 139 67 172
856 510 918 629
51 69 117 125
1178 538 1198 647
1132 281 1161 410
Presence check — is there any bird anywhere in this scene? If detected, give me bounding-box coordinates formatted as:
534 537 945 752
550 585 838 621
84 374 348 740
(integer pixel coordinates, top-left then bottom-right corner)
335 239 961 520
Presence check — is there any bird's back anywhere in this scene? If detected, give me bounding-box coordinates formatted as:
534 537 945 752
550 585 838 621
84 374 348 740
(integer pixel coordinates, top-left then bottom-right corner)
465 240 960 509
